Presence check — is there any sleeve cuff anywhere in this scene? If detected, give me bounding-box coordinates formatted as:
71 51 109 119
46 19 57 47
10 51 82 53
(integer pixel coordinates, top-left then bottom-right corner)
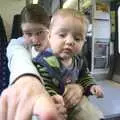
11 73 43 85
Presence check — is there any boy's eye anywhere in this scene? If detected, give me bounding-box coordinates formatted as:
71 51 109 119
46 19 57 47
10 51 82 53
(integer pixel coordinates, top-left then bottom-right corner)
37 30 48 36
59 33 66 38
36 31 44 35
25 33 32 37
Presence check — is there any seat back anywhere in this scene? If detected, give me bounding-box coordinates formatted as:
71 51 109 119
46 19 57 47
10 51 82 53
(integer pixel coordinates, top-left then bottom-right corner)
0 16 10 94
11 14 22 39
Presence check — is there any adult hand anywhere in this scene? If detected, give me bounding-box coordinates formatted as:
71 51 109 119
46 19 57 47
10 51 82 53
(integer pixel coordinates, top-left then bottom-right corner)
52 95 67 120
63 84 83 109
0 76 58 120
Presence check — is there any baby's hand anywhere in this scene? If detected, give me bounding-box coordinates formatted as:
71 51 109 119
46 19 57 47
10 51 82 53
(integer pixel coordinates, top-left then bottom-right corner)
63 84 84 109
90 85 104 98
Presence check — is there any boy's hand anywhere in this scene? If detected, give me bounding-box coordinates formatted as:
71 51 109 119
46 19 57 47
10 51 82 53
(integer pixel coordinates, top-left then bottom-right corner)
0 76 58 120
90 85 104 98
52 95 67 120
63 84 84 109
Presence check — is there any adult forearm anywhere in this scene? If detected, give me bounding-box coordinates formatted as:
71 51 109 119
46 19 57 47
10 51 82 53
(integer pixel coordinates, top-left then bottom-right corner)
7 38 41 84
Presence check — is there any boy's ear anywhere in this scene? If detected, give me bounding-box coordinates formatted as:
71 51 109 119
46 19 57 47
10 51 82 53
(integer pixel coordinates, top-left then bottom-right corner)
48 31 51 40
47 32 51 48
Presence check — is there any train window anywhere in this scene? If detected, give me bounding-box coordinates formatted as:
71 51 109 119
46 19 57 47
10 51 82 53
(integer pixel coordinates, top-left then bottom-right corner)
26 0 39 5
118 6 120 53
33 0 38 4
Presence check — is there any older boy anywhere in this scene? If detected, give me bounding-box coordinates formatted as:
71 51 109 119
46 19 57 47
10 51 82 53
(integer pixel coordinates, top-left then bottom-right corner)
33 8 104 120
0 4 65 120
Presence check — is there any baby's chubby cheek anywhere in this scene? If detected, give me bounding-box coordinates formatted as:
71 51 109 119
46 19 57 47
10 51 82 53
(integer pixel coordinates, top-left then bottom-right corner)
73 46 82 53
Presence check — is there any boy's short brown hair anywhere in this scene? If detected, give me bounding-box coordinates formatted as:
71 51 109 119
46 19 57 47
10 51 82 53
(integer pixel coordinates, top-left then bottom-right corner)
21 4 50 28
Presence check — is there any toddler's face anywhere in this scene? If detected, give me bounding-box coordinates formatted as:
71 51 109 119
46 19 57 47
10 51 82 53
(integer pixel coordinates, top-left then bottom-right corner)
49 16 85 60
21 22 49 52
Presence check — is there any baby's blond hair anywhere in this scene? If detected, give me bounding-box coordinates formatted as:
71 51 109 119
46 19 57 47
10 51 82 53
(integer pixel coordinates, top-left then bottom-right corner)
50 8 89 35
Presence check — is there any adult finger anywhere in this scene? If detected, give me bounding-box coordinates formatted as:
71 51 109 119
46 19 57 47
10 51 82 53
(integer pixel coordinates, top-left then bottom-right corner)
52 95 64 106
0 89 8 120
55 104 67 120
56 104 66 114
14 89 33 120
33 95 58 120
7 88 19 120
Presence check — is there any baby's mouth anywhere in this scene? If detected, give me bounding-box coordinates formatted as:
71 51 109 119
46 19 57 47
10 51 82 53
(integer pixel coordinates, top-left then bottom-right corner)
63 48 73 53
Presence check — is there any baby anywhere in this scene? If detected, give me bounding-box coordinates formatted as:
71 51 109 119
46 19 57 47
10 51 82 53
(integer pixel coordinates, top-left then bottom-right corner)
33 8 104 120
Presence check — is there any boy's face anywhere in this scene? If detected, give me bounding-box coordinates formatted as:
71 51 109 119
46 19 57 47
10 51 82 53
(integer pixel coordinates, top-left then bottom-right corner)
49 16 85 59
21 23 49 52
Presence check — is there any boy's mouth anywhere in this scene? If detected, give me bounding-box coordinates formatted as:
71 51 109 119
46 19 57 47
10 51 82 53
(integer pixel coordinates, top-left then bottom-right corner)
32 44 41 48
32 44 42 51
32 44 41 47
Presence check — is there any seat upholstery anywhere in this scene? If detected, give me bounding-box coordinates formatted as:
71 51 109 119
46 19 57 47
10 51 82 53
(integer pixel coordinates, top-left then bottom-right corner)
0 16 10 94
11 14 22 39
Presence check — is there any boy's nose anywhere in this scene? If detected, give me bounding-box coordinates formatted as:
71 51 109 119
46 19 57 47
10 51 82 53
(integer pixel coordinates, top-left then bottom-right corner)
32 35 40 43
